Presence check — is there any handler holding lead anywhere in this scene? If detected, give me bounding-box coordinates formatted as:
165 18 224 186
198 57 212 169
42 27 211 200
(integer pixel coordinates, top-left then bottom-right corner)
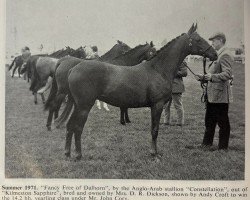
195 32 233 150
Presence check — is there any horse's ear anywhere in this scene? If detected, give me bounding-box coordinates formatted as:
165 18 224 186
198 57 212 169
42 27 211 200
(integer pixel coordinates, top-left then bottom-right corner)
187 23 195 35
194 23 197 32
117 40 122 44
150 41 154 47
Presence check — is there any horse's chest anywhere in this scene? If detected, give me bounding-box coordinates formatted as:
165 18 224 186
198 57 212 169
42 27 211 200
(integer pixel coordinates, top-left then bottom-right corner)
148 78 172 103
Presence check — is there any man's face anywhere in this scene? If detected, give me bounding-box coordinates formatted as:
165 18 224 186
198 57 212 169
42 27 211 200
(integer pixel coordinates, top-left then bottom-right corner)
211 38 223 51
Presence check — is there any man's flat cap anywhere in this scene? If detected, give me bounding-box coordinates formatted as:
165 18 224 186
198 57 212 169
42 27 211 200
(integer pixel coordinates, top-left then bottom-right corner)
209 32 226 41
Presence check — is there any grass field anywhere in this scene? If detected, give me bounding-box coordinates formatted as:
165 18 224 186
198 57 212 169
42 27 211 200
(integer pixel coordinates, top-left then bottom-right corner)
5 61 245 179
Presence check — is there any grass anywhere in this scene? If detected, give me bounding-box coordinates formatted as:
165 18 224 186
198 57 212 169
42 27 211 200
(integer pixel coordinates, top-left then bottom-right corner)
5 61 245 179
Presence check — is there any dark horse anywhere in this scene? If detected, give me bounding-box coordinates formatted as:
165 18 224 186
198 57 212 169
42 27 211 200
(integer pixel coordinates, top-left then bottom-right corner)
8 54 32 78
44 41 132 130
54 24 218 161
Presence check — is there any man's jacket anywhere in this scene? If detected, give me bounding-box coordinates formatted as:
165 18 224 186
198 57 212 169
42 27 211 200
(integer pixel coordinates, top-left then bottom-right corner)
172 62 188 93
207 46 233 103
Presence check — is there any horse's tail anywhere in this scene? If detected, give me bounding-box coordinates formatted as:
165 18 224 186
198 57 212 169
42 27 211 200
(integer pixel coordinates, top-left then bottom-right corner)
8 58 16 71
54 93 74 128
44 75 58 111
29 66 39 92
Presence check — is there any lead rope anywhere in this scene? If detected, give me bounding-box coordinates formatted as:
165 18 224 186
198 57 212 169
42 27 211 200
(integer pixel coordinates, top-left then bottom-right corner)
182 58 214 103
200 57 208 103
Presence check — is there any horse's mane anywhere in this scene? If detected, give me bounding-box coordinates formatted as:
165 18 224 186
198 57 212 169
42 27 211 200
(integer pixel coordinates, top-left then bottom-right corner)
112 44 147 60
100 44 119 59
101 41 130 60
148 33 186 61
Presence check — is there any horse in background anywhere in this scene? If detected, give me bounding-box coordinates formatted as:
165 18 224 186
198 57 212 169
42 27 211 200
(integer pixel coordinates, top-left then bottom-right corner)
57 24 217 161
8 55 25 78
20 46 86 104
8 54 32 78
44 41 131 130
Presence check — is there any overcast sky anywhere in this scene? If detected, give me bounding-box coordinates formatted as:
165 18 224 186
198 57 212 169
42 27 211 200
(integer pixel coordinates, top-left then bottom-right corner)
6 0 244 55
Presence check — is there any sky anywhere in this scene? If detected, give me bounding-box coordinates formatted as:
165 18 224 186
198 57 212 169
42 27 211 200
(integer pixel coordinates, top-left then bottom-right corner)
5 0 244 56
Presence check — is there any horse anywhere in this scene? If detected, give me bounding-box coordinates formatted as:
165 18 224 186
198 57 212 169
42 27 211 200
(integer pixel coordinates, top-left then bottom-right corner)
20 47 86 104
8 53 31 78
55 24 217 161
44 41 132 130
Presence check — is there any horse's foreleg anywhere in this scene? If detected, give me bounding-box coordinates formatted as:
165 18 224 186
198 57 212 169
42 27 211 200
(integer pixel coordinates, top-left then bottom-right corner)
125 108 131 123
46 111 54 131
34 93 38 104
18 66 21 77
54 109 59 119
23 71 27 80
65 131 73 158
150 102 165 156
120 108 126 125
12 65 18 77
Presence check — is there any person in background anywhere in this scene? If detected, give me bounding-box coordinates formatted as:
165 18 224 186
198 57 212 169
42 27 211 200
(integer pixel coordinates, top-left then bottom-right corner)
86 46 110 111
163 62 187 126
195 32 233 150
21 46 31 80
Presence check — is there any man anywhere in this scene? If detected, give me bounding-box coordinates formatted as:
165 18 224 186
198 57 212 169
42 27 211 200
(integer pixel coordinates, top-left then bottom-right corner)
21 46 31 80
196 32 233 150
163 62 187 126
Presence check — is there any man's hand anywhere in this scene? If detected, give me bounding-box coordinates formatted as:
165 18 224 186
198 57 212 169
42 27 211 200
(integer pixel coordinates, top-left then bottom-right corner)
195 74 203 81
204 73 212 81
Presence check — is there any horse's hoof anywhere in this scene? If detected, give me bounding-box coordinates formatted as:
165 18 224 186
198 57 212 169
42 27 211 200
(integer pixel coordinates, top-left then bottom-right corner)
65 152 71 158
74 155 82 161
47 126 51 131
126 120 131 123
34 101 37 105
150 149 158 157
120 121 126 125
153 155 162 163
150 152 162 162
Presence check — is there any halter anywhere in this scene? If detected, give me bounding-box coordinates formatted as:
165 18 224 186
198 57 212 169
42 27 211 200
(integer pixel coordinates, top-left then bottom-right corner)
186 37 215 103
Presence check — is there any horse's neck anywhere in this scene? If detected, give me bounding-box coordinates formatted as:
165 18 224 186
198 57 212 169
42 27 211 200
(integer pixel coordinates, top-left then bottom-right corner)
149 35 189 80
113 49 143 65
101 46 117 60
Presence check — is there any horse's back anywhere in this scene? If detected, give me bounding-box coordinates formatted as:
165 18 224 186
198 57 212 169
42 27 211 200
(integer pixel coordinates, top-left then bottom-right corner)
56 56 83 92
69 60 152 107
36 57 59 77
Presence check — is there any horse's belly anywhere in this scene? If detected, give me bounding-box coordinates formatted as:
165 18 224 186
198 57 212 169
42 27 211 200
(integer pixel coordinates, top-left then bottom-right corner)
100 84 148 108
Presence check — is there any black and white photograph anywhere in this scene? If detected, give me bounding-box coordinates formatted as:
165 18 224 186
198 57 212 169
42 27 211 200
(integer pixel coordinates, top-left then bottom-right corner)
1 0 250 199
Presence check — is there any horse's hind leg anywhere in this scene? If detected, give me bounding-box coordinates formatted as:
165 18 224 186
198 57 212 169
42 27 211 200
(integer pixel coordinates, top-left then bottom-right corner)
46 94 65 130
65 130 73 158
66 105 92 160
125 108 131 123
46 111 54 131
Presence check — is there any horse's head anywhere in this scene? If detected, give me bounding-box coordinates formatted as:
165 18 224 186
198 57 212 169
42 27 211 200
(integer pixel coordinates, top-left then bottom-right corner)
115 40 131 54
73 46 87 59
100 41 131 61
138 41 157 62
187 23 218 61
145 41 157 60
